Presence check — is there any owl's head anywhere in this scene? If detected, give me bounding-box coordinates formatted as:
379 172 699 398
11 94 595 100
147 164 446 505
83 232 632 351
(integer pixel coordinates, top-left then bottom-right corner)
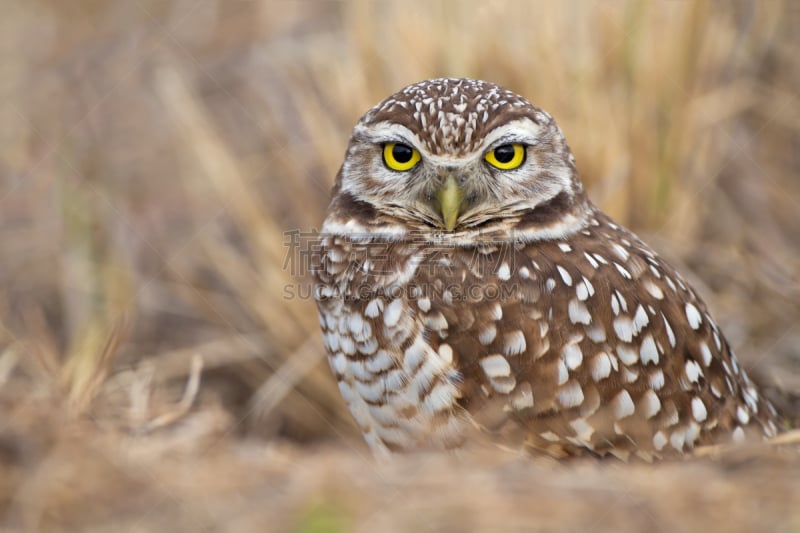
324 78 591 242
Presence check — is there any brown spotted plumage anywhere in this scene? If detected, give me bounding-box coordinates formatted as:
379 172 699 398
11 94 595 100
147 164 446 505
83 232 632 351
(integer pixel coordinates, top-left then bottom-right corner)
313 78 781 460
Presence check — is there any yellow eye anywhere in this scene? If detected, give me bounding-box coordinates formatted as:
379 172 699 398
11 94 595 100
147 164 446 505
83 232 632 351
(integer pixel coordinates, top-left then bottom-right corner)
383 142 421 171
485 144 526 170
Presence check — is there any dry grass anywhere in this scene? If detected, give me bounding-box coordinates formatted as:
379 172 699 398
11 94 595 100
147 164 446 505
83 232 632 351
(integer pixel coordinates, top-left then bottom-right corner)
0 0 799 531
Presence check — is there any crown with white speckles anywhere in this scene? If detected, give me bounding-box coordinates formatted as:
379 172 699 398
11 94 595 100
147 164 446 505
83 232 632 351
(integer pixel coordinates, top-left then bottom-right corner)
361 78 553 156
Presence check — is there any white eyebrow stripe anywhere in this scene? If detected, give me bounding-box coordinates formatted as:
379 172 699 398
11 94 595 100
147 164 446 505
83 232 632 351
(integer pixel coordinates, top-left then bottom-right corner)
360 122 427 149
364 119 543 162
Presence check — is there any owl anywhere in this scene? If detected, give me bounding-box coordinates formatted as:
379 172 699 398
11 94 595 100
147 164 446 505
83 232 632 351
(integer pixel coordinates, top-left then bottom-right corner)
313 78 781 460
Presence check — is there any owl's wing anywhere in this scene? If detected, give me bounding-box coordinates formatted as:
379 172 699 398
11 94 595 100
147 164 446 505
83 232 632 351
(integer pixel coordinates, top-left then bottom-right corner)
411 217 778 459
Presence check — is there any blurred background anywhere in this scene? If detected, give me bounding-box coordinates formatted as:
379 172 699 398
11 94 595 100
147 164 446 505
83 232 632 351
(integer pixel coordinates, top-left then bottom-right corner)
1 0 798 530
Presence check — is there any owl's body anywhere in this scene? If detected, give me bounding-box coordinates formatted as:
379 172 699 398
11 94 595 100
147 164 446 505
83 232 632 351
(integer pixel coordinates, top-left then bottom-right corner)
314 78 780 460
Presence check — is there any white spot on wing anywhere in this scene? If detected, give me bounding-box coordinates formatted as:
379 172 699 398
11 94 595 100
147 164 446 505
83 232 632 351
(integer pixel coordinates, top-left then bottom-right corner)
736 405 750 425
685 303 702 330
640 334 659 365
439 289 451 306
511 382 534 409
497 262 511 281
504 330 527 356
365 299 383 318
670 428 686 451
591 352 612 381
662 313 676 348
640 389 661 418
417 297 431 313
614 262 632 279
425 311 448 331
613 390 635 419
685 422 700 447
557 380 584 408
383 299 404 327
698 342 712 366
612 243 629 261
480 354 511 378
633 305 649 333
541 431 560 442
479 323 497 345
646 262 661 278
438 343 453 364
557 360 568 385
743 386 759 412
562 343 583 370
616 345 638 366
685 360 703 383
691 397 707 422
613 317 634 342
643 280 664 300
614 291 628 313
611 293 620 316
621 366 638 383
653 430 668 451
568 298 592 325
576 277 594 301
569 418 594 442
585 323 606 343
556 265 572 286
649 369 665 390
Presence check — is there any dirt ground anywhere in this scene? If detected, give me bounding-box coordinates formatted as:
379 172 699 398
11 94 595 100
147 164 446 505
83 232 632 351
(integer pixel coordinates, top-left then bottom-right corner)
1 1 799 531
1 396 798 532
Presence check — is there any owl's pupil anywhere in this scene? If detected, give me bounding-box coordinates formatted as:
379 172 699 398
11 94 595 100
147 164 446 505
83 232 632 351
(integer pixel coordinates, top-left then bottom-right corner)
494 145 516 163
392 144 414 163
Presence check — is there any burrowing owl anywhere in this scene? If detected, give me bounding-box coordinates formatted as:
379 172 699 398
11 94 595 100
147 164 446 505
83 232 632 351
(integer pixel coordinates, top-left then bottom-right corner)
313 78 781 460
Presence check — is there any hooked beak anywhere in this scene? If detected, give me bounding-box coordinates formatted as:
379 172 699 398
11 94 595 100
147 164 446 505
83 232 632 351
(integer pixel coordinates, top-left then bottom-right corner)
434 175 465 231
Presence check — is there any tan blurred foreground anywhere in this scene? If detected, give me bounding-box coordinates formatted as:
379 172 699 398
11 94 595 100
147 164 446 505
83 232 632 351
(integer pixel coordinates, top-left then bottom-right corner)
0 1 798 531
